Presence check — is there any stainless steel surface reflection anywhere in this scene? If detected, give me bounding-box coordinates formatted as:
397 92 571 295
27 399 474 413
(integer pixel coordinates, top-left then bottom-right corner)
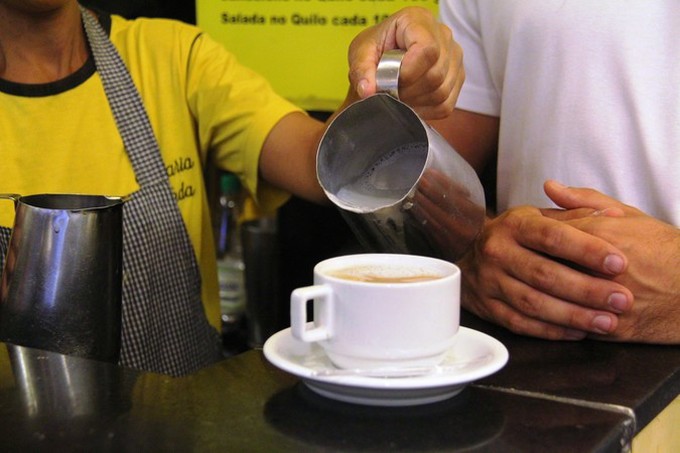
317 52 486 262
0 194 123 362
7 344 131 420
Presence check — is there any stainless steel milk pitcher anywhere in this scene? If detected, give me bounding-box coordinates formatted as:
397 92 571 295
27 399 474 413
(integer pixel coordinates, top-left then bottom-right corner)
0 194 124 363
317 51 486 262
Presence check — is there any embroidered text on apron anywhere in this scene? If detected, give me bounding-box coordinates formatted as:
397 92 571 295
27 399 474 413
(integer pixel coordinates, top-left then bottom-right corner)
78 7 221 376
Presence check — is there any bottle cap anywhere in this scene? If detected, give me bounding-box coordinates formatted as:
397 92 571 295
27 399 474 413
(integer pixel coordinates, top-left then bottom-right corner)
220 172 241 195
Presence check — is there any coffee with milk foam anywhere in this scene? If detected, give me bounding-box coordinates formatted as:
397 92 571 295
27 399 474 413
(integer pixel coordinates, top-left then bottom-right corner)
328 264 443 283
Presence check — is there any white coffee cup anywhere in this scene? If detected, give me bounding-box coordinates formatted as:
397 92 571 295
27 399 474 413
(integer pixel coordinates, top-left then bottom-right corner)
290 253 460 370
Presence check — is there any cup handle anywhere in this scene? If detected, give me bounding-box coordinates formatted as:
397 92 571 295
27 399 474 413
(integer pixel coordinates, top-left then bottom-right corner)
0 194 20 209
290 285 334 342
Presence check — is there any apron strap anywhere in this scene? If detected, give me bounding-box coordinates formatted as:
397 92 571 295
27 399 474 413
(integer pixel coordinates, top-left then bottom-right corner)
79 7 165 185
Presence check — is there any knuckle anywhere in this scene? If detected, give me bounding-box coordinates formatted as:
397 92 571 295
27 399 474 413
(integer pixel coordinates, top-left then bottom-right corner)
582 241 610 265
529 264 558 291
428 82 449 104
480 237 505 262
513 291 545 318
510 211 566 255
421 45 441 69
534 222 566 254
497 209 524 230
575 282 606 307
566 310 587 331
504 311 531 335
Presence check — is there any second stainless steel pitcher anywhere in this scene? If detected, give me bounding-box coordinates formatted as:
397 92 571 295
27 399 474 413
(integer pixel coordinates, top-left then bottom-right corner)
0 194 123 363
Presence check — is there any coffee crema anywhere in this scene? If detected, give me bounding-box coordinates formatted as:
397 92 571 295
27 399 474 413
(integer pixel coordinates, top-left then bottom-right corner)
327 265 443 283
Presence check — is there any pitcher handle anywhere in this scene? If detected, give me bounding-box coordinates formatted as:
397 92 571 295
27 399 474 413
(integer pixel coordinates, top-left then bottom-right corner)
376 49 405 99
0 194 20 209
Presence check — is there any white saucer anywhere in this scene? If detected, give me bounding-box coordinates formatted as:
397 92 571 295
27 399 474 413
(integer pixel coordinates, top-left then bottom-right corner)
263 326 509 407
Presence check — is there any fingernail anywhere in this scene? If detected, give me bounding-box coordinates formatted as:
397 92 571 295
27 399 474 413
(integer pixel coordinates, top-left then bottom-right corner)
357 79 368 98
608 292 630 313
592 315 613 334
604 254 625 274
564 329 587 340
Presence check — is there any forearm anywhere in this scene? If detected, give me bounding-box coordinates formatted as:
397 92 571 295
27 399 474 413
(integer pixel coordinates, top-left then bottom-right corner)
430 108 500 174
259 112 328 205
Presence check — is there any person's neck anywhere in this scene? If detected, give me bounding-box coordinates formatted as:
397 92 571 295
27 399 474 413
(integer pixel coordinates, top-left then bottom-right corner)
0 3 89 83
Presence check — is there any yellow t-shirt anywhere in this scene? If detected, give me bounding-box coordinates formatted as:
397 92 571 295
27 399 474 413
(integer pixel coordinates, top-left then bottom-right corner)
0 13 300 330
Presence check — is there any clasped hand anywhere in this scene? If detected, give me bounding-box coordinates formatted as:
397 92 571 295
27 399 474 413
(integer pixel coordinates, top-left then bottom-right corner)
459 180 680 344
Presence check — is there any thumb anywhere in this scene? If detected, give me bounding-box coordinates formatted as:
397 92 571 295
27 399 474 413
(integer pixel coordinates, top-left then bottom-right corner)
347 27 382 99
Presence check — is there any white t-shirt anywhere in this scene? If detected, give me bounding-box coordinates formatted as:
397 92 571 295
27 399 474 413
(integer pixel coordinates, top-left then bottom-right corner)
441 0 680 225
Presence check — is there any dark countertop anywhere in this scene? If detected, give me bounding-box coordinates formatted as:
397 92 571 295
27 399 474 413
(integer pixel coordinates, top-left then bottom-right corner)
461 312 680 431
0 312 678 452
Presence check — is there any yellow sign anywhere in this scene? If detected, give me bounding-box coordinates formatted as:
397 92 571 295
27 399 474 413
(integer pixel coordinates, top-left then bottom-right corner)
196 0 438 111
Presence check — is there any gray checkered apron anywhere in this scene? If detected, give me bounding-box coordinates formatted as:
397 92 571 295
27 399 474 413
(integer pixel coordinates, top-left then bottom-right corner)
80 7 222 376
3 8 220 376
